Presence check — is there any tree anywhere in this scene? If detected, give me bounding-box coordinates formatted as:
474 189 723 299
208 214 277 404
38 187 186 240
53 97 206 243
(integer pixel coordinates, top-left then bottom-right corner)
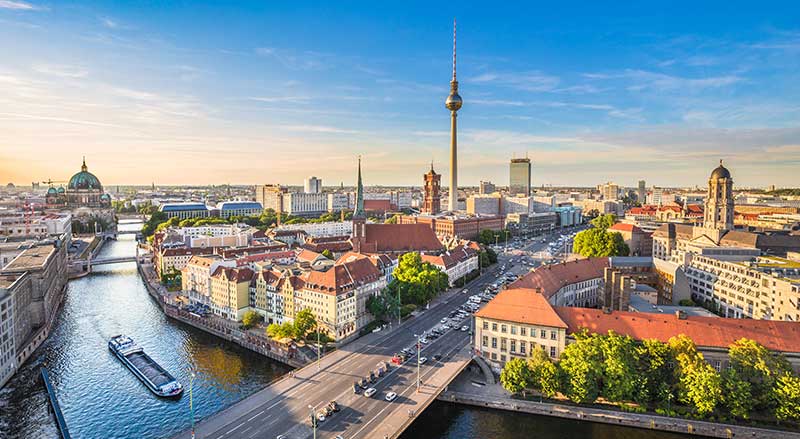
598 331 638 402
500 358 531 395
526 347 561 397
774 373 800 422
266 322 295 339
572 228 629 257
633 339 675 406
321 249 334 260
559 331 603 403
721 368 753 419
241 310 262 329
484 246 498 264
669 335 722 416
728 338 791 410
389 252 449 305
477 229 497 245
293 308 317 339
591 214 616 229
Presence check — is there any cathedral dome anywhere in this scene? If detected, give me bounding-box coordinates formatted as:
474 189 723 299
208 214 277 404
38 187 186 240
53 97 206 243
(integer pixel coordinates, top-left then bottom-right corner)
710 160 731 180
68 158 103 191
47 187 57 195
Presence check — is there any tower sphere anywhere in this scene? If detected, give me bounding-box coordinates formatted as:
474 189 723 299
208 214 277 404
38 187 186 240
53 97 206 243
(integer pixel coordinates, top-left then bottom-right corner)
445 92 462 111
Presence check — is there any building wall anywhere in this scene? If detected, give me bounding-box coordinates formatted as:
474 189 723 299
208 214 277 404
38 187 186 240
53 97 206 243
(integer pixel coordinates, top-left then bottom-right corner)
475 315 565 369
0 289 16 388
284 193 328 216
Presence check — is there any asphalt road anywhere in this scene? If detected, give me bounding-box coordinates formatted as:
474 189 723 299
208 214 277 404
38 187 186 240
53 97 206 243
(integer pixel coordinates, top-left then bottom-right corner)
175 232 568 439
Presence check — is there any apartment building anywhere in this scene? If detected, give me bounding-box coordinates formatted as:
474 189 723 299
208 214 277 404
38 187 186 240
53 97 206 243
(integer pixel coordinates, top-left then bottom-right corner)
209 266 254 321
686 254 800 321
475 288 567 369
421 244 479 287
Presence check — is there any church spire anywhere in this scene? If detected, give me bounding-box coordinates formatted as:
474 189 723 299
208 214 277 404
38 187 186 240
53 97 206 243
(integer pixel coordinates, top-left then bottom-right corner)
81 156 87 172
354 156 365 217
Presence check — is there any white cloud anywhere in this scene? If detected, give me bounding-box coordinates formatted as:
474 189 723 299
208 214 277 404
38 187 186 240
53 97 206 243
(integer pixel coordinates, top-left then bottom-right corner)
466 71 560 92
32 64 88 78
282 124 359 134
100 17 118 29
249 96 309 104
472 99 526 107
0 0 43 10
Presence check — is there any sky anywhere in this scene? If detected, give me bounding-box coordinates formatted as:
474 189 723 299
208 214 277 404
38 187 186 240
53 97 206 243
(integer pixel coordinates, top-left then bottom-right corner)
1 1 799 189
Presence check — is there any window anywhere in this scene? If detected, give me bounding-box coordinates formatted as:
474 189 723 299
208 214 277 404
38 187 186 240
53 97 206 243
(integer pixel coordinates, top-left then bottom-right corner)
510 340 516 353
492 323 498 331
483 321 489 330
491 337 497 349
550 331 557 340
500 338 507 352
520 327 526 336
500 354 506 363
482 336 488 347
491 352 497 360
540 329 546 338
520 342 526 355
510 326 517 335
550 346 556 357
501 324 507 333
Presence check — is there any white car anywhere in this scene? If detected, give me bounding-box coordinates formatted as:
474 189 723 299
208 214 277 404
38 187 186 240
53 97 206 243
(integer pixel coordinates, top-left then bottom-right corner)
460 326 469 332
385 391 397 402
419 357 428 364
364 387 377 397
316 413 326 422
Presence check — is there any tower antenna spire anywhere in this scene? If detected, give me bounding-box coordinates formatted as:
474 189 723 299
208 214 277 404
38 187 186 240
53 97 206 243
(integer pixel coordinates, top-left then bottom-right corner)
452 18 457 82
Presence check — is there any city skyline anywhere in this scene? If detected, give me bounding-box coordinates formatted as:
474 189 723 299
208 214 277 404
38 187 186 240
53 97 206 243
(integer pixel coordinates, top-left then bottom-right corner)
2 1 800 187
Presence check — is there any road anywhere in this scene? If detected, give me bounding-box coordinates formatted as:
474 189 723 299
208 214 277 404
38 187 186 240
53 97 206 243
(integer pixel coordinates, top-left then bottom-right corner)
174 232 569 439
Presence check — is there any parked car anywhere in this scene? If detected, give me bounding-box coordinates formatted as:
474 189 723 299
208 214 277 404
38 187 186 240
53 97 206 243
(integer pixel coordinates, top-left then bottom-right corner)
364 387 377 397
385 391 397 402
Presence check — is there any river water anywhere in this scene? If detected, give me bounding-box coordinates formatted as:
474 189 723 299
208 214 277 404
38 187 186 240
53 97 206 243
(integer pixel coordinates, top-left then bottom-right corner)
0 220 690 439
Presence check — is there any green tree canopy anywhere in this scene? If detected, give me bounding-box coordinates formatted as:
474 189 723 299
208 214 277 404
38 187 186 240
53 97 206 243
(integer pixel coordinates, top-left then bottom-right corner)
387 252 449 305
721 368 753 419
669 335 722 416
572 228 630 257
293 308 317 338
526 347 562 398
559 330 603 403
728 338 792 410
500 358 531 395
774 373 800 421
241 310 263 329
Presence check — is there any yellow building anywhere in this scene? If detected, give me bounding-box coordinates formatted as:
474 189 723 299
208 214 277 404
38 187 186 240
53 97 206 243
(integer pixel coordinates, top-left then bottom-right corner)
209 266 254 321
474 288 567 369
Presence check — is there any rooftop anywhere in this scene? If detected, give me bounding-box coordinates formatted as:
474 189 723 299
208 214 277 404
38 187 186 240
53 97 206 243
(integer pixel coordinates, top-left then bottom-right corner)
475 288 568 328
2 244 55 272
509 257 610 299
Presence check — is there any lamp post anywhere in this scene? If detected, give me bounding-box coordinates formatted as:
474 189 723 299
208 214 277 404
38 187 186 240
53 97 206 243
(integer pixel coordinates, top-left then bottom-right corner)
317 323 321 371
308 404 317 439
416 335 421 392
190 372 196 439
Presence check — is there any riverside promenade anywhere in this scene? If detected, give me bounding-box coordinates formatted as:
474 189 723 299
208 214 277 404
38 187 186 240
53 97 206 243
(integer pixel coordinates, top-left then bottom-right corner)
136 258 308 368
438 368 800 439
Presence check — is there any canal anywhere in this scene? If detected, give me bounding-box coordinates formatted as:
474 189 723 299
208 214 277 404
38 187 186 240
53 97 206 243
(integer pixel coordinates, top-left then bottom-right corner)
0 220 692 439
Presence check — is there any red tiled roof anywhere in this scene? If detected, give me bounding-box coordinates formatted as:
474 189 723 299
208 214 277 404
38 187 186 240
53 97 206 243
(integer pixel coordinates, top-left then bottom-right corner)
421 244 477 269
556 307 800 353
301 254 382 295
609 223 642 233
297 249 324 262
475 288 568 328
364 199 392 211
210 266 254 283
360 223 443 253
161 247 214 257
509 258 609 299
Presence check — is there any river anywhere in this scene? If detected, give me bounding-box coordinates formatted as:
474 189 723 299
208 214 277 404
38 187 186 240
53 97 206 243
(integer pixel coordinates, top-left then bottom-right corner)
0 220 690 439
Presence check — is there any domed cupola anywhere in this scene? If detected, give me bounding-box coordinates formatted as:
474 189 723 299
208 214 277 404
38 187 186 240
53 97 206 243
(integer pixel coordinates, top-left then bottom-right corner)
68 157 103 191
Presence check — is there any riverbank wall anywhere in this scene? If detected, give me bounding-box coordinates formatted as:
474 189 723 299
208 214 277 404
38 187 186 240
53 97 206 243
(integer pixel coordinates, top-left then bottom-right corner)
136 260 306 369
438 390 800 439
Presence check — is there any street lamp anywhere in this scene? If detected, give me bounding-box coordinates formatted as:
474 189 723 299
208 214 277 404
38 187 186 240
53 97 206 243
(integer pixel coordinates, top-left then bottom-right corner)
416 335 421 392
308 404 318 439
189 371 196 439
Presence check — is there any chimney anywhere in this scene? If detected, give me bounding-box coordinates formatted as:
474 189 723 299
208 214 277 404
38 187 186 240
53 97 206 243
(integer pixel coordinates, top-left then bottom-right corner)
676 310 687 320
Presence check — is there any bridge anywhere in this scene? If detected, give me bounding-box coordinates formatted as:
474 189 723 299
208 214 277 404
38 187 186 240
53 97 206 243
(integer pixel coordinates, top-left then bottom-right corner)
172 269 499 439
97 230 141 240
71 255 138 269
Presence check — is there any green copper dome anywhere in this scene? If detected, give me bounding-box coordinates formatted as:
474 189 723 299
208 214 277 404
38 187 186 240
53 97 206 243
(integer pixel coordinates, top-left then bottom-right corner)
68 158 103 191
47 187 57 194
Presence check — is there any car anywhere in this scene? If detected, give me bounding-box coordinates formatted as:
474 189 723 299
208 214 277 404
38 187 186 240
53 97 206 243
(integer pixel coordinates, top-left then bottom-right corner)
419 356 428 364
277 436 287 439
385 391 397 402
335 436 345 439
440 318 448 324
433 353 442 361
329 400 340 412
316 412 326 422
364 387 377 397
460 326 469 332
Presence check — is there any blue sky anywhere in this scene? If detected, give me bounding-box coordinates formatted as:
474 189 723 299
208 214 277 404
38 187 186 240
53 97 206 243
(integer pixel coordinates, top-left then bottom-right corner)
1 1 799 188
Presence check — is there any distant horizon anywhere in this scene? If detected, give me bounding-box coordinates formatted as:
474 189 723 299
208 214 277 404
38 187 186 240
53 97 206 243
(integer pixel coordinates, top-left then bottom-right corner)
2 2 799 187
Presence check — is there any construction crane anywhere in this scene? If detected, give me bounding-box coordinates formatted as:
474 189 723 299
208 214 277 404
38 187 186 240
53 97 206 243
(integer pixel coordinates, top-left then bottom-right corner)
42 179 67 186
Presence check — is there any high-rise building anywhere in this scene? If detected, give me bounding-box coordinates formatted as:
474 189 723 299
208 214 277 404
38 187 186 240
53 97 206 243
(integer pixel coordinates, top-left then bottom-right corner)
637 180 646 203
445 20 462 212
600 182 619 201
254 184 286 212
304 176 322 194
479 181 496 195
509 158 532 196
422 163 441 215
704 160 734 230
